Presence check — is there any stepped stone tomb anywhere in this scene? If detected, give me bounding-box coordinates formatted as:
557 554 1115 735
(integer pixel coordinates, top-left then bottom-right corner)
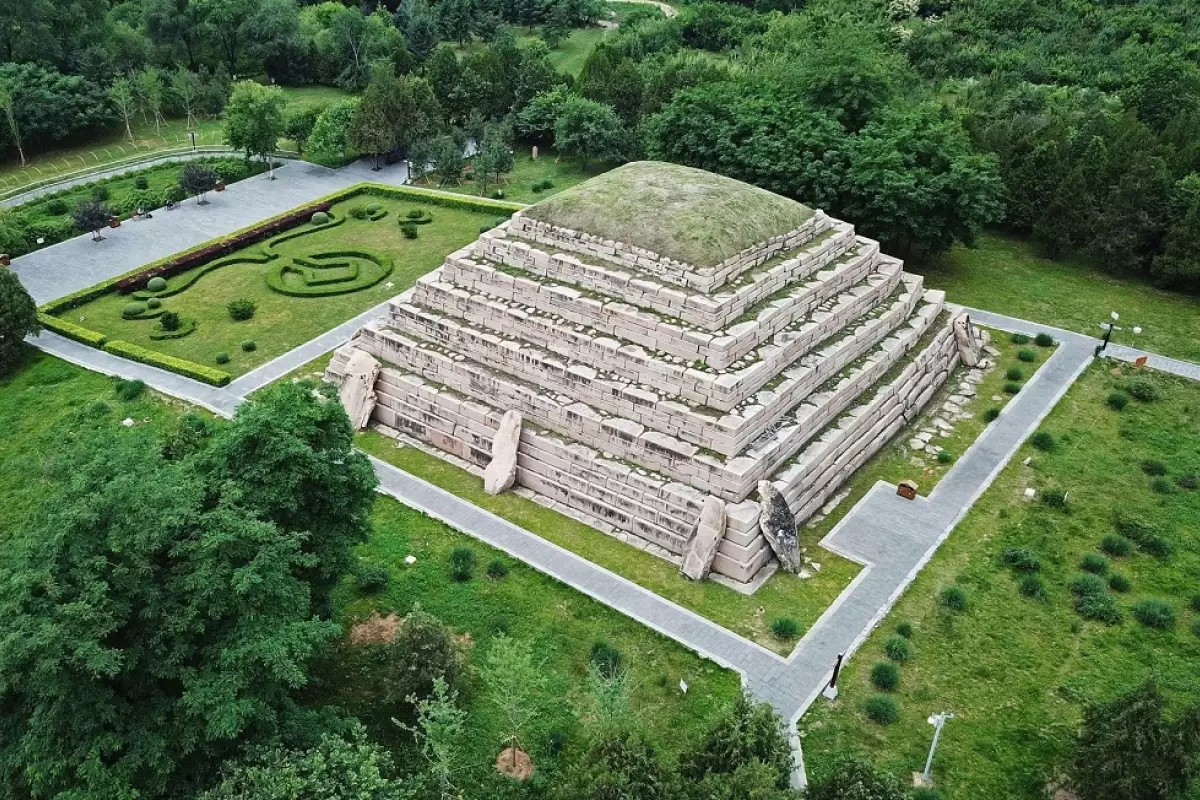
328 162 982 588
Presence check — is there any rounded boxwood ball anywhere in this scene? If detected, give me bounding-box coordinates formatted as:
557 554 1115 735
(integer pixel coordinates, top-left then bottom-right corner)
311 211 330 225
870 661 900 691
864 694 900 725
122 302 147 319
240 340 256 352
146 297 162 309
147 276 167 292
215 352 230 364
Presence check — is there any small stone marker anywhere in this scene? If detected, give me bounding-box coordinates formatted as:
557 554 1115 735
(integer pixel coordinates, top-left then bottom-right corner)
531 145 539 160
1023 487 1036 500
897 480 918 500
679 679 688 694
1135 355 1148 369
404 555 416 565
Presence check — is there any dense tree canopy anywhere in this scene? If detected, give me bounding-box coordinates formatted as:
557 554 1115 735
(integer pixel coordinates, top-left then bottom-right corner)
0 266 37 375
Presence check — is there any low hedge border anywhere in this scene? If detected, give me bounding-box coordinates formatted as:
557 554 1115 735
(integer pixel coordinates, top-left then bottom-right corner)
148 317 199 340
102 340 231 386
263 212 346 252
133 250 276 300
38 313 107 347
354 183 525 215
267 249 394 297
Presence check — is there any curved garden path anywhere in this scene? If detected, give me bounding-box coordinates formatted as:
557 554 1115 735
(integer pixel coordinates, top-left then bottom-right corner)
14 161 1200 786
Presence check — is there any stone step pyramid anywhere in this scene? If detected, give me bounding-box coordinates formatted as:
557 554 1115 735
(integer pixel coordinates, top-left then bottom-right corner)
328 162 980 588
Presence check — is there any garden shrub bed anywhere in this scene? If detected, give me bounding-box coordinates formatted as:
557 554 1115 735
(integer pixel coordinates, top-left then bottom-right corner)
102 340 231 386
37 314 107 347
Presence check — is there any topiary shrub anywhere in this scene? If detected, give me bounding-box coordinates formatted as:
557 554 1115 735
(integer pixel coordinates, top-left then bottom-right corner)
486 558 509 579
1011 333 1030 345
896 621 914 638
146 297 162 309
240 339 256 352
939 586 969 612
1100 534 1133 557
770 617 801 640
1035 332 1054 347
937 451 954 464
159 311 181 331
590 638 623 677
215 352 230 364
122 302 148 319
870 661 900 691
406 208 425 219
1107 573 1131 593
884 634 911 663
1127 380 1160 402
449 546 475 581
347 203 369 220
1019 574 1046 599
400 221 418 239
354 564 390 594
1004 381 1022 395
864 695 900 725
1043 487 1068 508
114 378 146 401
1017 348 1036 362
311 211 330 225
1132 599 1176 630
134 175 150 190
1031 431 1056 452
227 298 256 321
1002 546 1042 573
1080 553 1109 575
1107 391 1129 410
147 276 168 292
1006 366 1024 381
984 407 1001 422
1141 459 1167 476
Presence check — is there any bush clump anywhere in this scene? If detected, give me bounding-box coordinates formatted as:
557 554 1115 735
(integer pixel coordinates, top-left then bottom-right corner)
984 407 1001 422
590 638 623 677
215 352 230 364
1006 366 1024 381
122 301 148 319
1100 534 1133 557
354 564 390 594
147 276 167 292
146 297 162 309
1043 487 1068 508
1019 574 1046 599
1140 459 1167 476
1116 515 1173 559
937 451 954 464
400 221 418 239
486 558 509 579
1150 476 1174 494
864 695 900 725
311 211 330 225
870 661 900 691
1132 599 1176 630
1126 380 1160 402
1107 573 1132 593
240 340 256 352
1035 332 1054 347
1069 573 1122 624
883 634 911 663
406 208 425 219
134 175 150 190
1080 553 1109 575
531 179 555 193
1107 391 1129 410
896 621 914 638
227 298 256 321
1191 594 1200 613
348 203 369 219
770 617 801 640
1002 547 1042 573
939 586 969 612
1030 431 1056 452
1017 348 1036 362
114 378 146 401
1003 381 1022 395
1011 333 1030 345
1177 474 1198 490
449 546 475 581
159 311 180 331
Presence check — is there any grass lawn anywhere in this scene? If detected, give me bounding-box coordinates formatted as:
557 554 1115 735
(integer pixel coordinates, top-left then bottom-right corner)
451 26 607 76
418 147 607 204
56 193 496 376
0 349 742 782
0 86 353 193
799 363 1200 799
358 430 862 655
918 233 1200 363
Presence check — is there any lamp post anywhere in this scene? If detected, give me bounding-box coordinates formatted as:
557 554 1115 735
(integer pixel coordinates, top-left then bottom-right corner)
918 712 954 787
822 652 845 700
188 129 197 153
1095 311 1120 357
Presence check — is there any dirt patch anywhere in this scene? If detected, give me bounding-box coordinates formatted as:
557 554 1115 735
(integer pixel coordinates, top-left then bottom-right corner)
495 747 534 781
348 612 400 645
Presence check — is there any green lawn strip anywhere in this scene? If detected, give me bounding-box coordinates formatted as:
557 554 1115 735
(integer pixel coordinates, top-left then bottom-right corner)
53 193 495 377
918 233 1200 363
546 27 609 74
799 363 1200 799
357 430 862 655
421 148 608 204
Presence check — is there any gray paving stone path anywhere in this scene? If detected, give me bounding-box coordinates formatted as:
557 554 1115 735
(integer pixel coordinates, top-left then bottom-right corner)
15 175 1200 787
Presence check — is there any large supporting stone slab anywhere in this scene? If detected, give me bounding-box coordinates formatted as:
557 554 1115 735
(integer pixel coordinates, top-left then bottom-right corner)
337 348 381 430
680 495 727 580
953 313 983 368
758 481 800 573
483 409 522 495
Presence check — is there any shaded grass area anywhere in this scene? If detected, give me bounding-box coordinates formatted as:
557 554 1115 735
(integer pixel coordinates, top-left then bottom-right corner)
421 147 605 204
799 363 1200 799
918 233 1200 363
358 430 861 655
0 350 741 778
54 194 492 376
451 27 607 76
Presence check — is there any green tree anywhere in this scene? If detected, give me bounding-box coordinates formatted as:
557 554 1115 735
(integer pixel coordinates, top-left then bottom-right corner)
556 732 679 800
224 80 287 178
349 68 398 170
479 634 549 769
308 98 360 165
554 95 625 168
109 76 138 143
1070 680 1200 800
72 200 112 240
170 66 204 130
680 691 794 789
197 0 260 73
404 677 467 800
516 86 571 142
406 3 440 62
136 67 167 135
430 134 465 185
285 105 322 156
180 161 218 204
0 265 38 376
472 124 514 196
804 760 905 800
321 6 408 90
144 0 206 69
201 723 411 800
0 82 24 166
1154 178 1200 289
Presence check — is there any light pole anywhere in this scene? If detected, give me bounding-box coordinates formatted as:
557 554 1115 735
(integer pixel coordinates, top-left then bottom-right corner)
1095 311 1120 357
188 129 196 153
918 711 954 787
822 652 845 700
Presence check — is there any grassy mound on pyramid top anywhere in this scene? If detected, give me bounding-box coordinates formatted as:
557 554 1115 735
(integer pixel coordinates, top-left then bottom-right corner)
523 161 814 269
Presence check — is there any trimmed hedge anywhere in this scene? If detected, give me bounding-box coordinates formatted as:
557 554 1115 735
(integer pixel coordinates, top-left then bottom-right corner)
37 313 107 346
267 249 394 297
148 317 198 340
102 340 231 386
356 183 524 215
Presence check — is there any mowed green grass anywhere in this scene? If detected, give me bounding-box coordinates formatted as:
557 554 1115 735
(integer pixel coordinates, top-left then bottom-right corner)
419 147 605 204
799 364 1200 799
57 195 495 376
358 431 862 655
918 233 1200 363
0 350 742 774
